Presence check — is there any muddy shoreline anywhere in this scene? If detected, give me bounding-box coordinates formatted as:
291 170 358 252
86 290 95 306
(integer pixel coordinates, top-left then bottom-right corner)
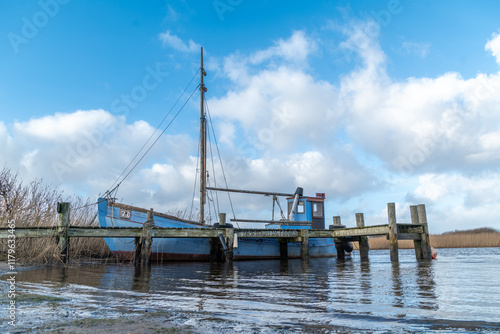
25 312 201 334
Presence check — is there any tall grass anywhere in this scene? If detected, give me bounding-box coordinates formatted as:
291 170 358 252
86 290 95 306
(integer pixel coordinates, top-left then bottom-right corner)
356 229 500 250
0 167 111 264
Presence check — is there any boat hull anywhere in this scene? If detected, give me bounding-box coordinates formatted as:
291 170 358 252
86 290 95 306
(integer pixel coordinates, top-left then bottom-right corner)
98 199 337 261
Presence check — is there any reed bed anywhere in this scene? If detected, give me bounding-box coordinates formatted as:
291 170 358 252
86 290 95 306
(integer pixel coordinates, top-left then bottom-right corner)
0 167 111 264
353 229 500 250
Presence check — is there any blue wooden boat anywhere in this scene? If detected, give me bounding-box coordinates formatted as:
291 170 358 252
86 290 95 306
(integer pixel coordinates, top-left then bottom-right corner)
98 48 339 261
98 190 338 261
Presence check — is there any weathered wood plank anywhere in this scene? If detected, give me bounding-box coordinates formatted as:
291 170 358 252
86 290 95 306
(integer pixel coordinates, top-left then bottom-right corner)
398 233 422 240
309 225 390 238
410 205 423 260
397 224 425 234
0 227 57 238
69 227 144 238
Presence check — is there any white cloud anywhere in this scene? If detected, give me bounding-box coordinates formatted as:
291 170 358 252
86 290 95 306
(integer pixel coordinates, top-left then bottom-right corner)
158 30 200 53
14 109 115 141
249 30 317 65
409 172 500 232
336 22 500 176
485 32 500 65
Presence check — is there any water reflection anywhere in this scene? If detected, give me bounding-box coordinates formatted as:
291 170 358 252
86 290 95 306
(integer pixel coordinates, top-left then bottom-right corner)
391 263 404 308
3 249 500 333
416 261 438 311
359 262 372 305
132 265 151 293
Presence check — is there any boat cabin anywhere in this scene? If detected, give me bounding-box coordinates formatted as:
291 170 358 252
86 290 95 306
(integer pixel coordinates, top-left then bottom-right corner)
267 193 326 230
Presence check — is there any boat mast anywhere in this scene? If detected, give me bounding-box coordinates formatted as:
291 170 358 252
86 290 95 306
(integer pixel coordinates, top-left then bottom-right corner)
199 47 207 224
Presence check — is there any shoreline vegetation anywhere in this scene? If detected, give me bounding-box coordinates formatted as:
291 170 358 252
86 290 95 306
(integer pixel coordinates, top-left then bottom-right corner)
1 167 499 265
359 227 500 250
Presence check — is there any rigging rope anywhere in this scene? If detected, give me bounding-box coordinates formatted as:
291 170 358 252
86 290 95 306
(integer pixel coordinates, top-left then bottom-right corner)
205 100 238 226
104 83 200 197
206 116 220 220
190 137 200 221
105 69 201 197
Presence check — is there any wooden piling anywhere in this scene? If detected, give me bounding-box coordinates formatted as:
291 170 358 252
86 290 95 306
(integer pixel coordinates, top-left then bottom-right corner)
356 213 369 261
137 208 154 265
417 204 432 260
219 212 226 226
300 229 309 260
279 238 288 260
133 237 141 264
410 205 423 260
335 241 345 260
387 203 399 262
225 228 234 264
57 202 70 264
333 216 342 226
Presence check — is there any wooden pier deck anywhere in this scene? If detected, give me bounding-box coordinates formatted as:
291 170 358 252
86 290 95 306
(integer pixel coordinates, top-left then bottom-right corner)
0 202 432 264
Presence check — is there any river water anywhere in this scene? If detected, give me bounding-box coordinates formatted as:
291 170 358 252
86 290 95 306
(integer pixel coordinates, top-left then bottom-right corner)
2 248 500 333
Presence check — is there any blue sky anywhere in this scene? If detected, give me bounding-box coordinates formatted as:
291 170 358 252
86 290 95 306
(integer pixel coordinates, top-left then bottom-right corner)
1 1 500 233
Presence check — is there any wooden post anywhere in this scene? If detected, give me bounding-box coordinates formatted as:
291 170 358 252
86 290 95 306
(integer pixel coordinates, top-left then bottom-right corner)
333 216 342 226
333 215 346 260
225 228 234 264
417 204 432 260
300 229 309 260
209 237 218 262
140 208 154 265
410 205 423 260
219 213 226 226
57 202 70 264
356 213 369 261
387 203 399 262
279 238 288 260
133 237 141 264
335 240 345 260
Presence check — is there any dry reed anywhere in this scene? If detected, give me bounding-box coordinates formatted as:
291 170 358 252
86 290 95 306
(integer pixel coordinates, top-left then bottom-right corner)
0 167 111 264
353 230 500 250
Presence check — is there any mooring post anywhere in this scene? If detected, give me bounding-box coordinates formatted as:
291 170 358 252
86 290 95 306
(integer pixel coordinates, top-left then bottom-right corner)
410 205 423 260
332 216 346 260
300 229 309 260
333 216 342 226
219 212 226 226
356 213 369 261
225 227 234 264
417 204 432 260
279 238 288 260
57 202 70 264
140 208 154 265
133 237 141 264
387 203 399 262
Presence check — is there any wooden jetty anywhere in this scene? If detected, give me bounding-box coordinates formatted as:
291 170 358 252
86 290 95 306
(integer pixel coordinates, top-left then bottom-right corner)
0 202 432 264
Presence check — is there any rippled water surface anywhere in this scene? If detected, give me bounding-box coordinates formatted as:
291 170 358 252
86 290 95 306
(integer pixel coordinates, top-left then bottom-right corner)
2 248 500 333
